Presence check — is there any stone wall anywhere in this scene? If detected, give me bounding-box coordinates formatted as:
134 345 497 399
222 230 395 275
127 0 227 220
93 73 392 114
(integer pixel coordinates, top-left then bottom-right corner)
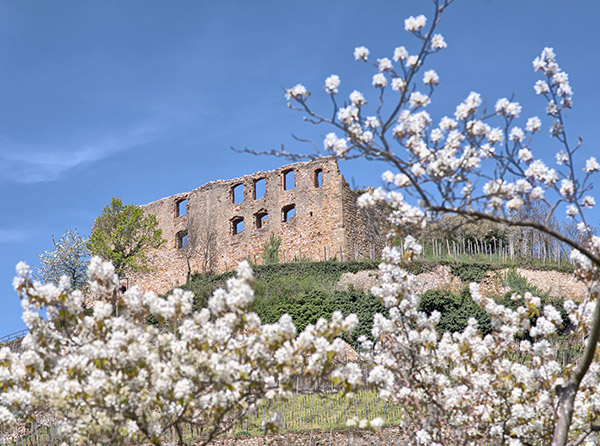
131 157 386 294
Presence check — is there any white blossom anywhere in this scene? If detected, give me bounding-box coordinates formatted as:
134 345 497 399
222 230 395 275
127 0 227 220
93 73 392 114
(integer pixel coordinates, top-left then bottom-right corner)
506 196 524 211
559 179 574 197
406 55 419 68
377 57 393 72
555 150 568 165
534 80 549 95
566 204 578 218
509 127 525 142
324 133 349 157
370 417 384 430
409 92 430 108
518 148 533 163
525 116 541 133
324 74 340 94
455 92 481 120
386 78 404 93
354 46 369 61
372 73 387 88
349 90 366 106
496 98 521 117
404 15 427 32
423 70 439 85
584 157 600 173
582 196 596 208
431 33 447 49
285 83 308 100
393 46 408 61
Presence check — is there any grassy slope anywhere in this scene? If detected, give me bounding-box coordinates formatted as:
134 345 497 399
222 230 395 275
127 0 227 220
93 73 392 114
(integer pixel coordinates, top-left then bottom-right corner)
175 258 575 348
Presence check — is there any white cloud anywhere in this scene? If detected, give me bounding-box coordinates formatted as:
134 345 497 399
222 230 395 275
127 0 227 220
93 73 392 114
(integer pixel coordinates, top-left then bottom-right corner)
0 124 158 183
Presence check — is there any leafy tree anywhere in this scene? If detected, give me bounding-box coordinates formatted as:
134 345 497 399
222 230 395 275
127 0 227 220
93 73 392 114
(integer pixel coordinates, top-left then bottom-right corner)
34 228 89 289
88 197 165 276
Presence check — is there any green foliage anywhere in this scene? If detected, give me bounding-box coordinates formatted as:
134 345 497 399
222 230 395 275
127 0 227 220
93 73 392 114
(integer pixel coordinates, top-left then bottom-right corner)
262 233 281 265
450 263 491 283
254 290 336 333
499 270 570 337
254 288 386 347
183 260 383 347
504 269 548 297
88 197 165 276
35 228 89 289
333 287 388 345
179 259 574 345
419 289 492 335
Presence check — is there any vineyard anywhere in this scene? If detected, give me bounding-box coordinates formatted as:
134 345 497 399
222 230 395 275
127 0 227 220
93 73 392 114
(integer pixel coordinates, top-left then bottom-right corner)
0 379 413 445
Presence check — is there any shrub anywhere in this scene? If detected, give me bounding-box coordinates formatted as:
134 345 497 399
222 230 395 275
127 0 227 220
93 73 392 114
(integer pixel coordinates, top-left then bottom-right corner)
418 289 491 335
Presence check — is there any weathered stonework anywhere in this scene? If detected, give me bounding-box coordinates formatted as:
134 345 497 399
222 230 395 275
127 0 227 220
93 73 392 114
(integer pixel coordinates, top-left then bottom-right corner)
132 157 386 294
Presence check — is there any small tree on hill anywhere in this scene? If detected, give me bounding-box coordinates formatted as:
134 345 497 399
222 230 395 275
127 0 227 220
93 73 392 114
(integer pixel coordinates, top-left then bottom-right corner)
183 213 217 282
263 233 281 265
88 197 165 277
34 228 89 290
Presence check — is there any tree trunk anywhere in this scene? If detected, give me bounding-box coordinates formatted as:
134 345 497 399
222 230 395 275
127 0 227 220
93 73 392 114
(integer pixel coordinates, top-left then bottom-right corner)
552 283 600 445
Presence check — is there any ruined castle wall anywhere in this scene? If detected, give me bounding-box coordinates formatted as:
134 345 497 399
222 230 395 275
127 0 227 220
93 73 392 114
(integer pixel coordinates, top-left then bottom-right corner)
132 157 382 294
341 183 388 261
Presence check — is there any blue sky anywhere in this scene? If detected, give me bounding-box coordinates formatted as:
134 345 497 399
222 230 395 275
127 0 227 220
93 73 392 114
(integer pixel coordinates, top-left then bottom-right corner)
0 0 599 334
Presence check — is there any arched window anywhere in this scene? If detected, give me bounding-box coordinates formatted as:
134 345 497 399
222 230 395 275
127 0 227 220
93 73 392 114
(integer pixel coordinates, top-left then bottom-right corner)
254 177 266 199
176 199 187 216
231 183 244 204
231 216 244 235
314 169 323 188
255 210 269 228
282 204 296 222
176 230 188 249
282 169 295 190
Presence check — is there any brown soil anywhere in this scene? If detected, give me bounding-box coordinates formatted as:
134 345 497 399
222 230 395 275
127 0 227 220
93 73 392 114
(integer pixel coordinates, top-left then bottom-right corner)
338 265 589 300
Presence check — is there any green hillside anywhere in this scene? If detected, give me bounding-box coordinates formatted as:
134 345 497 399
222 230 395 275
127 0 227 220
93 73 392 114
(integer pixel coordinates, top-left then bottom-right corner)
167 259 576 349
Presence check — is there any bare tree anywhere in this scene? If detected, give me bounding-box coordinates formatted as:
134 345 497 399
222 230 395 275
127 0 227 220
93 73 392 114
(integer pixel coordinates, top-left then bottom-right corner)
182 214 217 283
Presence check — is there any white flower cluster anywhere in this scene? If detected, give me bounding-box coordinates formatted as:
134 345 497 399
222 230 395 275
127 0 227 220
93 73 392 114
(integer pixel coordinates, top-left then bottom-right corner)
324 132 349 157
404 15 427 32
5 259 358 444
274 4 600 444
347 243 598 444
285 83 309 100
324 74 340 94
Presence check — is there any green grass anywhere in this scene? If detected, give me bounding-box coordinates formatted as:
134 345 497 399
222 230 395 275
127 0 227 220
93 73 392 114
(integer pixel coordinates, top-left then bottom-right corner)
230 389 401 435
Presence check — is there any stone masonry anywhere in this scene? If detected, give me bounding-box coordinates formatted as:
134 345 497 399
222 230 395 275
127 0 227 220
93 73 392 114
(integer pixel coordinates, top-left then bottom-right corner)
132 157 386 294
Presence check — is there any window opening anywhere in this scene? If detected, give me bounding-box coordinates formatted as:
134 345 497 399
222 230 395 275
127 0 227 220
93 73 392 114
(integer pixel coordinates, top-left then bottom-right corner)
176 199 187 216
254 177 266 200
231 183 244 204
231 216 244 235
282 169 295 190
176 230 188 249
282 204 296 222
314 169 323 188
255 210 269 229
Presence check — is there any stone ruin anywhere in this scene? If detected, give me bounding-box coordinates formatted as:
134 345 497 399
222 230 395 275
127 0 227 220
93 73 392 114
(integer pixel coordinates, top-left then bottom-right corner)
132 157 386 293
